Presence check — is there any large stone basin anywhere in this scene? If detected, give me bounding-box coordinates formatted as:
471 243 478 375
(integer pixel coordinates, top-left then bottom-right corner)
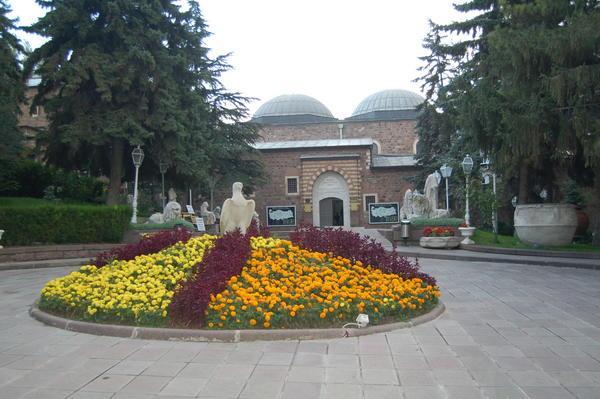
514 204 577 246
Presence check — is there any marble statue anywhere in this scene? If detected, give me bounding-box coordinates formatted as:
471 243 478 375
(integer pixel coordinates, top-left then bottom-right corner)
220 182 256 234
163 188 182 222
213 206 221 219
200 201 216 225
400 172 448 220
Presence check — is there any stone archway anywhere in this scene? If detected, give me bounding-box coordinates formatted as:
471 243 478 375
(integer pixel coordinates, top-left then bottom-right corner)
312 171 351 227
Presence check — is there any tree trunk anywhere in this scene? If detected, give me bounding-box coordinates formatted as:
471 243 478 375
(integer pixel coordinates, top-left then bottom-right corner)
518 161 529 204
106 138 125 205
592 171 600 247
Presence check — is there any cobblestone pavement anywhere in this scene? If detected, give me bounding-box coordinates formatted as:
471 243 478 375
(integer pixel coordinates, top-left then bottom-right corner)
0 260 599 399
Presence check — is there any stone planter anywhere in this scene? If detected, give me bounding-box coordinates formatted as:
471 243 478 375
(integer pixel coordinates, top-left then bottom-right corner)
419 236 462 249
458 226 476 245
514 203 577 246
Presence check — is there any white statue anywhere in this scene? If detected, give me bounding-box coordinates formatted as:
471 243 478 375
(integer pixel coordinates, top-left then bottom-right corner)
424 173 440 213
213 206 221 219
163 188 182 222
220 182 255 234
200 201 216 225
400 189 414 219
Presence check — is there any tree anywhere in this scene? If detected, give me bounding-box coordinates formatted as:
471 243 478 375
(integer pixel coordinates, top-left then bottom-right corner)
0 0 25 157
25 0 261 204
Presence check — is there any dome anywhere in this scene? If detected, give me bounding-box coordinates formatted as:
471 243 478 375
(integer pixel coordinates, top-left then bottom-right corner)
252 94 336 124
349 89 424 121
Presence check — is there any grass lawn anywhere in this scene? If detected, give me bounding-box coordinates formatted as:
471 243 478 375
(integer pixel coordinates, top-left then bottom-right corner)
473 229 600 253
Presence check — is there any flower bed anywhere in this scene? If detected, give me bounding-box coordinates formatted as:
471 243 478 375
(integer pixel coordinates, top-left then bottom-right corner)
38 227 440 330
40 235 216 325
423 226 455 237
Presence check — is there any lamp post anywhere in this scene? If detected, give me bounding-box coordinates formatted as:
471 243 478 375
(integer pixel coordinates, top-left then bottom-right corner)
461 154 474 226
159 160 168 210
131 145 145 224
481 158 498 242
440 163 453 212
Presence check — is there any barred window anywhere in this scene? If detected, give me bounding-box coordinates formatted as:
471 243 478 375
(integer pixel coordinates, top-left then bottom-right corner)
364 194 377 211
286 177 299 195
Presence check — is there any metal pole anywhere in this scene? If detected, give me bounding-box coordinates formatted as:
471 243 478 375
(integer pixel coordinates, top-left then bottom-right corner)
131 166 139 224
161 172 165 210
189 188 192 209
445 178 450 212
465 175 471 227
492 173 498 242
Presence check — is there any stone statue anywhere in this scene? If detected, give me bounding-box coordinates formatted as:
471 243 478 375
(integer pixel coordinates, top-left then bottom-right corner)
213 206 221 219
220 182 256 234
163 188 182 222
200 201 216 225
400 189 414 220
424 173 440 214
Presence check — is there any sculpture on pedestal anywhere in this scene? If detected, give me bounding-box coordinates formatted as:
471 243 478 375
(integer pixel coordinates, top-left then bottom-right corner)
400 172 448 220
200 201 216 225
220 182 256 234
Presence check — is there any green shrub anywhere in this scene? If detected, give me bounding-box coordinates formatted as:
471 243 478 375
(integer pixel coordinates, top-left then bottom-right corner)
131 219 195 231
409 217 464 227
0 200 131 245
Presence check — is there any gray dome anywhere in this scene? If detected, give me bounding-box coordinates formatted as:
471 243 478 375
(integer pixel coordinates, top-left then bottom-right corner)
350 89 424 119
252 94 336 124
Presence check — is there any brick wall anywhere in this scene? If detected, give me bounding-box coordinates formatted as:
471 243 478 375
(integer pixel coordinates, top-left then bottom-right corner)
258 119 418 155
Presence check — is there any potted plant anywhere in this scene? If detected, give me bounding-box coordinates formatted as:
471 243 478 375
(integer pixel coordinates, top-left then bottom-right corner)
514 204 577 246
458 223 476 245
419 226 462 249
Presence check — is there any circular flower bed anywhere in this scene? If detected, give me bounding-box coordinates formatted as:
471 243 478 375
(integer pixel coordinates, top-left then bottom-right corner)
38 228 440 330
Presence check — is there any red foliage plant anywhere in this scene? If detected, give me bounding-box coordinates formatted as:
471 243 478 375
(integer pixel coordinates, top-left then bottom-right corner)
289 225 436 286
169 227 259 327
93 228 193 267
423 226 454 237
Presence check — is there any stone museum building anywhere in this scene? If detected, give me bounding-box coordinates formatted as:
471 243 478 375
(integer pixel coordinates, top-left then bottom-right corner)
251 89 423 230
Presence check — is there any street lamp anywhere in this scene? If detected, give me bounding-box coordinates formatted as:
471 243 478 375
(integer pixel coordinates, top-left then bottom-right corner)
440 163 453 212
481 158 498 242
461 154 474 226
131 145 145 224
159 160 168 210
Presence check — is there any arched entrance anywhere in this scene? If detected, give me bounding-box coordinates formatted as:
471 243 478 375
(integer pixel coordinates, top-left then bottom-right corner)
312 171 350 227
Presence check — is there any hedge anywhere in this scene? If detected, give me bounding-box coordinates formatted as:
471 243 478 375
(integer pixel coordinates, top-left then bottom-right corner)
409 217 464 228
0 202 131 245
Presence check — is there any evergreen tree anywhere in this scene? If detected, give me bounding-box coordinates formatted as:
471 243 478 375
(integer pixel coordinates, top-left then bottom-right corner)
25 0 261 204
0 0 25 157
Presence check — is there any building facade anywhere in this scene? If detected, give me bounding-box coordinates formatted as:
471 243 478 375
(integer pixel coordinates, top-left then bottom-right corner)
250 89 423 230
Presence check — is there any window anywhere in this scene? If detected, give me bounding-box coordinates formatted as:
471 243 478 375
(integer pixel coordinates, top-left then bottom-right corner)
363 193 378 211
286 176 299 195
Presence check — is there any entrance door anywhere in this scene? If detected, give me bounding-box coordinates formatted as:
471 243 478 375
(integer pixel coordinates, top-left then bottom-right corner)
312 171 351 227
319 197 344 226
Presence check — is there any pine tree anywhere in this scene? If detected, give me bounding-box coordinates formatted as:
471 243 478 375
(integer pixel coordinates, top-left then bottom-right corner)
0 0 25 157
25 0 261 204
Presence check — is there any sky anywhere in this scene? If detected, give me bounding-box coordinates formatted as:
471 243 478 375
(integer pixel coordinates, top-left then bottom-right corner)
8 0 464 119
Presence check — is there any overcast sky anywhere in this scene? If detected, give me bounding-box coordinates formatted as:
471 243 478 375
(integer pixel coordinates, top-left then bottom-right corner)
8 0 464 119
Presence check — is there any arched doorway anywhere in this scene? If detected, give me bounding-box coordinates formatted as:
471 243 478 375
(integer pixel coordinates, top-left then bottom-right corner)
312 171 350 227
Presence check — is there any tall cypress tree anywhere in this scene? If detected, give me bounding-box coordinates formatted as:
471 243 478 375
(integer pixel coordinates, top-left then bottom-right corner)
25 0 261 204
0 0 25 157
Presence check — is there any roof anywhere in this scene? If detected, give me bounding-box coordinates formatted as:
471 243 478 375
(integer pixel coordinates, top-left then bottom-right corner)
252 94 337 125
371 154 418 168
253 138 373 150
348 89 424 121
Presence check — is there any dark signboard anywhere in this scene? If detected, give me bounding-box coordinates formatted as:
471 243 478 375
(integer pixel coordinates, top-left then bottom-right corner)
266 206 296 227
368 202 400 224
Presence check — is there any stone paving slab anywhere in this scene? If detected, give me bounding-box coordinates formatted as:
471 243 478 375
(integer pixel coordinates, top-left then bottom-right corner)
0 259 599 398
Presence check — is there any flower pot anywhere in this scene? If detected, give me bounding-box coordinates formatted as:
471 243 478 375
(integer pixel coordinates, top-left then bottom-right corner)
419 236 462 249
458 226 476 245
514 203 577 246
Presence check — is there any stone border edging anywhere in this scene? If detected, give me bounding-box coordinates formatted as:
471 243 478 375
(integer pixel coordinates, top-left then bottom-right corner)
29 301 445 342
464 244 600 260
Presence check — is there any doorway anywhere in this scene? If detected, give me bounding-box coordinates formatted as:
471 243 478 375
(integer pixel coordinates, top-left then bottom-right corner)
319 197 344 226
312 171 351 227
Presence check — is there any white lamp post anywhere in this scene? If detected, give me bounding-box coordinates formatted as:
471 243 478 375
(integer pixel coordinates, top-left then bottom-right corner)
131 145 145 224
461 154 474 227
440 163 453 212
481 158 498 242
159 160 168 210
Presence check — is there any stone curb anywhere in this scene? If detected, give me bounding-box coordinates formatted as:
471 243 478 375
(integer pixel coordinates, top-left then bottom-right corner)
394 249 600 270
29 301 445 342
0 258 89 272
464 245 600 260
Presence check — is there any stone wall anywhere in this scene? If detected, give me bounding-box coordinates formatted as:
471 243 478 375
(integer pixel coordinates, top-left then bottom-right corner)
258 119 419 155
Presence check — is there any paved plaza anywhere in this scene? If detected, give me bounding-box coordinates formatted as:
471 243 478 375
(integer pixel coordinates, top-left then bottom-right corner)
0 259 599 399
